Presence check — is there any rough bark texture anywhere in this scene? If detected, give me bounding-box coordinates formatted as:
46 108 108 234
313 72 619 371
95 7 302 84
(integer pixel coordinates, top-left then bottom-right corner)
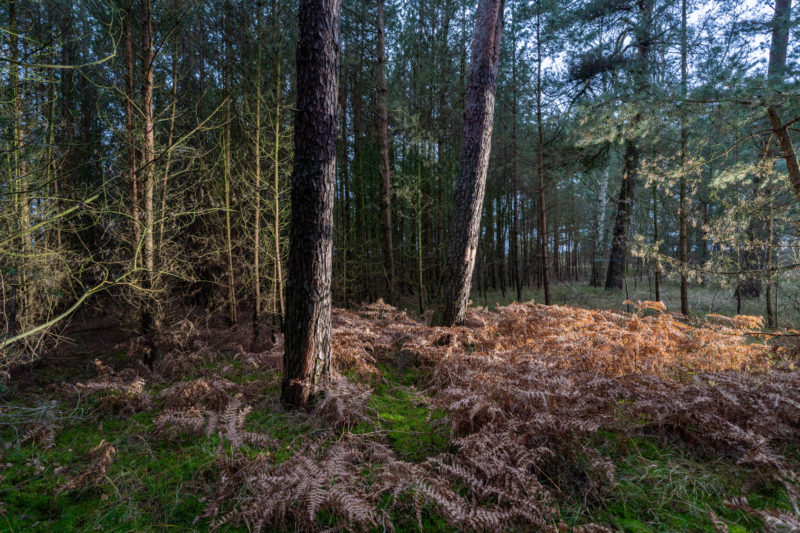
764 0 800 204
590 166 609 287
281 0 342 409
376 0 396 304
605 139 639 290
440 0 505 326
605 0 652 290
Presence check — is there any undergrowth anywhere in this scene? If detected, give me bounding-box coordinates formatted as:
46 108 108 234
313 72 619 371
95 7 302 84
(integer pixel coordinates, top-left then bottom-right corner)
1 299 798 531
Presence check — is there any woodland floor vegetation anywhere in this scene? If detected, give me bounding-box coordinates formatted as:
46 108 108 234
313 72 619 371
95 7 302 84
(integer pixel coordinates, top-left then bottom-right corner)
1 298 798 532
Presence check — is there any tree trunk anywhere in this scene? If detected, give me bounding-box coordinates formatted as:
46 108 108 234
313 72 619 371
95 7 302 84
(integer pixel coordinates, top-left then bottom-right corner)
605 0 652 290
273 59 285 321
158 9 179 260
141 0 157 336
272 0 285 322
678 0 689 315
281 0 342 409
766 7 800 205
376 0 396 304
511 29 521 301
590 166 609 287
652 185 660 301
223 0 237 325
124 2 140 268
535 2 551 304
253 7 264 342
440 0 505 326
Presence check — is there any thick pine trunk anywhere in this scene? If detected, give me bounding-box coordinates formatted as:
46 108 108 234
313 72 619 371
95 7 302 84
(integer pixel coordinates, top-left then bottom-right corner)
605 138 639 290
440 0 505 326
605 0 652 290
281 0 342 409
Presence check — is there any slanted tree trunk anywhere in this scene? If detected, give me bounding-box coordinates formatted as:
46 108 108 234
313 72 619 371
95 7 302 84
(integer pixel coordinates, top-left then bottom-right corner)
281 0 342 409
765 0 800 205
376 0 396 304
440 0 505 326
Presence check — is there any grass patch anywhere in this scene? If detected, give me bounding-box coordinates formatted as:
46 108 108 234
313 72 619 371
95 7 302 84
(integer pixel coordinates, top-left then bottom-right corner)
560 432 793 532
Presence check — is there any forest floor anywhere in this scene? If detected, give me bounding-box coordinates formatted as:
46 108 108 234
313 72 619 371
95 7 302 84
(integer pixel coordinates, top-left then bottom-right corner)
1 298 799 532
471 280 800 327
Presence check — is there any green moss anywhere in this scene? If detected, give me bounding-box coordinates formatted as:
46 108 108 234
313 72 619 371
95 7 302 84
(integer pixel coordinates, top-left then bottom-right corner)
561 432 793 532
367 363 449 462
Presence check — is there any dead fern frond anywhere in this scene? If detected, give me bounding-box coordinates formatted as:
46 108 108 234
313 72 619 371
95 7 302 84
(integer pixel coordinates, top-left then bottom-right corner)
73 360 153 414
58 440 115 493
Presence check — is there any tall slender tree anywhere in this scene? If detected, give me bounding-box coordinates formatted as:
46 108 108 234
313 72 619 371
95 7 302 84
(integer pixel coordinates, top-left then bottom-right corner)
141 0 157 337
376 0 396 304
679 0 689 315
535 0 551 305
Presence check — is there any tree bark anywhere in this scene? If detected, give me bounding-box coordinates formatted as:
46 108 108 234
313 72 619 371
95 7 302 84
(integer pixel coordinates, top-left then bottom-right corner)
141 0 157 336
158 7 179 260
605 139 638 290
605 0 652 290
253 6 264 342
440 0 505 326
223 0 237 325
281 0 342 409
124 2 140 268
376 0 397 304
590 165 609 287
765 2 798 232
678 0 689 315
535 2 551 304
652 184 660 301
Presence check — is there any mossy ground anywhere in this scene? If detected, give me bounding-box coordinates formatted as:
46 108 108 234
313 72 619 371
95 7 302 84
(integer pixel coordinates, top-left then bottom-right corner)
0 337 795 531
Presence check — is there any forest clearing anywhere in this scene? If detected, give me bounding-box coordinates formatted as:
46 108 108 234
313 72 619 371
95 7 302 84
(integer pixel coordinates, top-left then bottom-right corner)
2 0 800 530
